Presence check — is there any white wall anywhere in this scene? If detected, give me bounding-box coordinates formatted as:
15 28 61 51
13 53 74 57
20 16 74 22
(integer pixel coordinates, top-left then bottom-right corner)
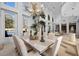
0 10 5 38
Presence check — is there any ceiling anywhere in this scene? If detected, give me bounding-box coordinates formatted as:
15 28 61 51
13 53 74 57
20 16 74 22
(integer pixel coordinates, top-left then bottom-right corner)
23 2 78 24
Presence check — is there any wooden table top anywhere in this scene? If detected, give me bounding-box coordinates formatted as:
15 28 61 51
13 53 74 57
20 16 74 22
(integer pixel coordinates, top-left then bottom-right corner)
22 37 54 54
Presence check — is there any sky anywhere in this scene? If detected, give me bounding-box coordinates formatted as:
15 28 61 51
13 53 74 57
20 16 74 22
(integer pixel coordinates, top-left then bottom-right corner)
4 2 15 7
4 2 16 18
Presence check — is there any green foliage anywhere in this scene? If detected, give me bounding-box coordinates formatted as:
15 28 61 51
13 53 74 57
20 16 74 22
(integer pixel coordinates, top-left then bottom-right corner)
40 11 45 19
32 11 45 19
5 17 14 28
39 20 45 27
31 23 38 35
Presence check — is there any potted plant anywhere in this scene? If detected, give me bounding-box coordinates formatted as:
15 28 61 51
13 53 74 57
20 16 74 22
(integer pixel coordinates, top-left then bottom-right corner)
25 2 45 40
31 23 38 40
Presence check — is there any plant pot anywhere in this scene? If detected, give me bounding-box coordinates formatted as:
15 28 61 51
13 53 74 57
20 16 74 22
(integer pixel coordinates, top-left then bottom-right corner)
30 35 38 40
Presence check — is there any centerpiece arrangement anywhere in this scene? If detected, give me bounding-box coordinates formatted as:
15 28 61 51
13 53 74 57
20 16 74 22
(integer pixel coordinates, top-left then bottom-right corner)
25 2 45 42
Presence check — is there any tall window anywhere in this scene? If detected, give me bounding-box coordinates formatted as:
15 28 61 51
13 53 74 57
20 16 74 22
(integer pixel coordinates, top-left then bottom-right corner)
5 14 14 29
48 15 50 20
52 17 54 22
4 2 15 7
5 11 15 29
48 23 50 33
5 11 16 37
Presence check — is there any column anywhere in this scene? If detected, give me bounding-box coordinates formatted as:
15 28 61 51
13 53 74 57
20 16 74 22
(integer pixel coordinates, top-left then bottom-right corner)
59 24 62 33
76 16 79 38
52 23 54 32
17 2 23 36
27 16 32 38
45 13 48 39
66 23 69 34
0 10 5 38
14 2 19 36
14 13 18 35
50 16 53 32
53 23 56 33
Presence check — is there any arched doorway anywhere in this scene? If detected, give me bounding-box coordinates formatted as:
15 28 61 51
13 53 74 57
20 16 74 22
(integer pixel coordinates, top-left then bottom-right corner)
69 23 76 33
61 24 67 33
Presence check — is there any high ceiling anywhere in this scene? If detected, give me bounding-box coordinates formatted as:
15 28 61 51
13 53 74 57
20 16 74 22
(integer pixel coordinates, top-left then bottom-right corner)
62 2 79 16
41 2 64 19
23 2 78 24
23 2 64 19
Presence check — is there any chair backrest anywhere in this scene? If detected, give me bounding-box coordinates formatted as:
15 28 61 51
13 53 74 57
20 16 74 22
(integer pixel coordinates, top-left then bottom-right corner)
53 36 63 56
69 33 76 42
13 35 28 56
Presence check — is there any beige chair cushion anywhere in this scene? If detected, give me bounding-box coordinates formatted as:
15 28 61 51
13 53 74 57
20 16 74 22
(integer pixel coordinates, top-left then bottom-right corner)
57 46 73 56
62 39 76 46
66 46 77 56
13 35 41 56
42 36 63 56
13 35 28 56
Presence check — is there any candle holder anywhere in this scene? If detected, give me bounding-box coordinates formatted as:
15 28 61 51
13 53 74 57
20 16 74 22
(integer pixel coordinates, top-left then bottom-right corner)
30 30 33 40
40 26 45 42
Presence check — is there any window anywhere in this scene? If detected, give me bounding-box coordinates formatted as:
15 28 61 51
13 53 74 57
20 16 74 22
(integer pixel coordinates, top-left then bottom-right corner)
48 15 50 20
52 17 54 22
56 25 59 32
5 11 15 29
5 11 16 37
4 2 15 7
5 14 14 28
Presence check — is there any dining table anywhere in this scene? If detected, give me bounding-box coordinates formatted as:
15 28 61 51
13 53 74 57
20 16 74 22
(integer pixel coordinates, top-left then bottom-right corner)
22 36 55 54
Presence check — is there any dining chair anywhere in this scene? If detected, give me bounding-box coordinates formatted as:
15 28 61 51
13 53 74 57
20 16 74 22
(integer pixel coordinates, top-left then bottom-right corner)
42 36 63 56
13 35 41 56
61 34 77 56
